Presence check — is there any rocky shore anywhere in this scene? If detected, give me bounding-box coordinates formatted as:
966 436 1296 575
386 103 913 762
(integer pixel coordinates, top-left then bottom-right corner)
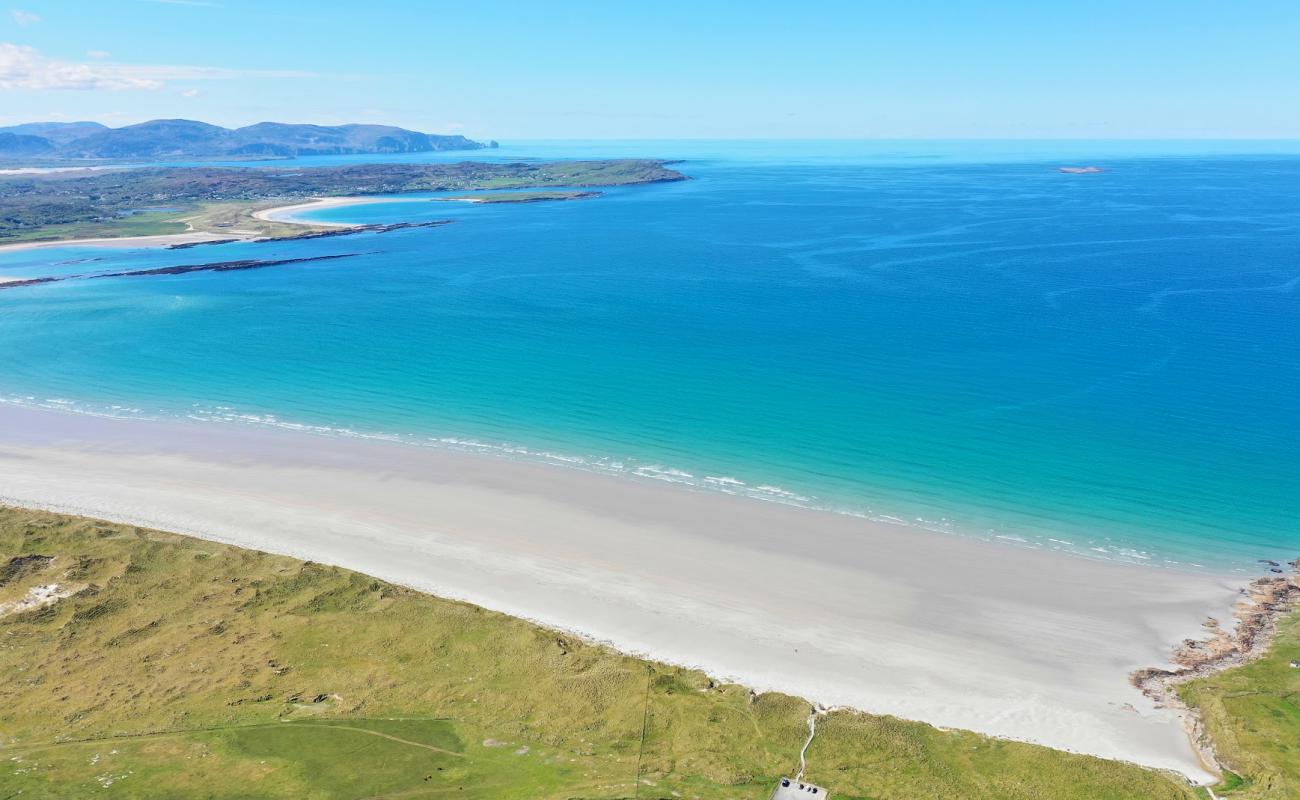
0 253 363 290
164 220 453 249
1131 560 1300 775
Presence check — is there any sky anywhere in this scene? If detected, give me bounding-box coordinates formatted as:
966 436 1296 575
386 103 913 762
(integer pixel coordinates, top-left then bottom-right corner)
1 0 1298 140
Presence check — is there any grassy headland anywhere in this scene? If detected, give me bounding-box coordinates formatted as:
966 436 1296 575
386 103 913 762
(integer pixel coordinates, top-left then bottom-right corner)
0 506 1206 800
0 160 684 244
1178 606 1300 798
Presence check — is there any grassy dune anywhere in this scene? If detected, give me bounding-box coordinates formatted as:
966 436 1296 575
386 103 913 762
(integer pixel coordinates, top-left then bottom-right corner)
0 210 190 243
0 506 1206 799
0 200 331 245
1178 611 1300 798
180 200 341 239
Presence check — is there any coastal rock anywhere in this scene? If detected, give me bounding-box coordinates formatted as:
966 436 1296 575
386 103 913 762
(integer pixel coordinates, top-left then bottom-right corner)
0 253 365 292
251 220 453 243
1130 561 1300 775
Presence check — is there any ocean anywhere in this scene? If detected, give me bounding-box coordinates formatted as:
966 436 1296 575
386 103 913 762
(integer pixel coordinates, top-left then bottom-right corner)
2 140 1297 568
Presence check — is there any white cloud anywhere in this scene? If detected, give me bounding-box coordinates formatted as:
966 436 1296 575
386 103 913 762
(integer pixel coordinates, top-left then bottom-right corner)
86 50 111 59
180 87 201 97
0 43 160 89
10 10 40 26
0 42 315 91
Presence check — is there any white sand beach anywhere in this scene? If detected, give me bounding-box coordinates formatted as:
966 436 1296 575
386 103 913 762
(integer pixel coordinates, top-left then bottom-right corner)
0 230 245 254
251 195 432 226
0 402 1241 783
0 196 407 254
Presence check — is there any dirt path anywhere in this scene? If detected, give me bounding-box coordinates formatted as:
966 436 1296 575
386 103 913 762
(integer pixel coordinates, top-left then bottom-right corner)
0 719 464 758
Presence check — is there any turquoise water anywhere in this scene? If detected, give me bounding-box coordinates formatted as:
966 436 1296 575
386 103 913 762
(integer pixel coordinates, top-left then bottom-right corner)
2 141 1298 568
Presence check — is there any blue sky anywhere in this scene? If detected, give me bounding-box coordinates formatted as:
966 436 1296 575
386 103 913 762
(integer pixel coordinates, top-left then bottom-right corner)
1 0 1298 139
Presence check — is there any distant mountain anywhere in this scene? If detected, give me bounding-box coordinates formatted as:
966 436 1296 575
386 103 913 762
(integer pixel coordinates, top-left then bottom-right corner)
57 119 232 159
0 132 56 158
0 119 484 161
0 121 109 144
227 122 476 157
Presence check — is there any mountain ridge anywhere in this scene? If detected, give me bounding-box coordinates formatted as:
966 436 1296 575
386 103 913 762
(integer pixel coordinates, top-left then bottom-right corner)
0 119 486 160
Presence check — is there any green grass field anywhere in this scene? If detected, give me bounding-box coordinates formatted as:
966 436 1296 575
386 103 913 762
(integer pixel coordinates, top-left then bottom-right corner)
0 209 190 243
0 506 1234 799
1178 610 1300 798
0 200 349 246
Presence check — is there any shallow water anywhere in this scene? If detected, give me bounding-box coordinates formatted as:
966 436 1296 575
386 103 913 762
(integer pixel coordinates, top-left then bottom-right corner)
2 141 1297 568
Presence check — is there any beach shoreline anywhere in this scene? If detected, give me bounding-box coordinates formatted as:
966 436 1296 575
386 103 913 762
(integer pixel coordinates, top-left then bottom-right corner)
0 401 1245 782
250 195 435 226
0 196 409 254
0 230 251 254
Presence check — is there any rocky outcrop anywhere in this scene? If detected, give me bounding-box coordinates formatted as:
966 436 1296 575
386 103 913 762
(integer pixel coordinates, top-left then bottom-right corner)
1131 560 1300 775
0 253 364 290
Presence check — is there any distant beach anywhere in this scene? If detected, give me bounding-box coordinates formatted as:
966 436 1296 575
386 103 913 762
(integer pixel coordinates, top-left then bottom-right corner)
0 195 425 253
0 401 1238 783
250 195 434 227
0 230 242 253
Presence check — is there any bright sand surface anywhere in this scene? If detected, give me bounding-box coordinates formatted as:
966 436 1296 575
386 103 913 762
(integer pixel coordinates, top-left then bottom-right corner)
251 195 432 226
0 231 243 254
0 197 392 254
0 402 1241 782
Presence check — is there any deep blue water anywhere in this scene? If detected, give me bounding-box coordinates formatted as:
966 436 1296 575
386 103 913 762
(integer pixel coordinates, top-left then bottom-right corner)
2 141 1298 568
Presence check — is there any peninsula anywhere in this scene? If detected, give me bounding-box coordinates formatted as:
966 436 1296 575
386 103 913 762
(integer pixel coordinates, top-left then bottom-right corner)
0 159 687 247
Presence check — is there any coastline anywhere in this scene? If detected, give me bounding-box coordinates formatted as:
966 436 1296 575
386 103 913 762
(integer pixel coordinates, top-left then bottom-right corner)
250 195 434 226
0 401 1244 782
1132 568 1300 775
0 230 250 254
0 196 404 254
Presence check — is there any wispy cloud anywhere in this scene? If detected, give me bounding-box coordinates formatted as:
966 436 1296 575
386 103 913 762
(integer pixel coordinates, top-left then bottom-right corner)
86 50 111 59
0 43 159 89
180 87 201 97
141 0 221 6
10 9 40 26
0 43 315 91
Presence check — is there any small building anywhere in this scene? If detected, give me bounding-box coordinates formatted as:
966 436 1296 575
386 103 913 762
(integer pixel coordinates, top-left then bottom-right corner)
770 777 828 799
